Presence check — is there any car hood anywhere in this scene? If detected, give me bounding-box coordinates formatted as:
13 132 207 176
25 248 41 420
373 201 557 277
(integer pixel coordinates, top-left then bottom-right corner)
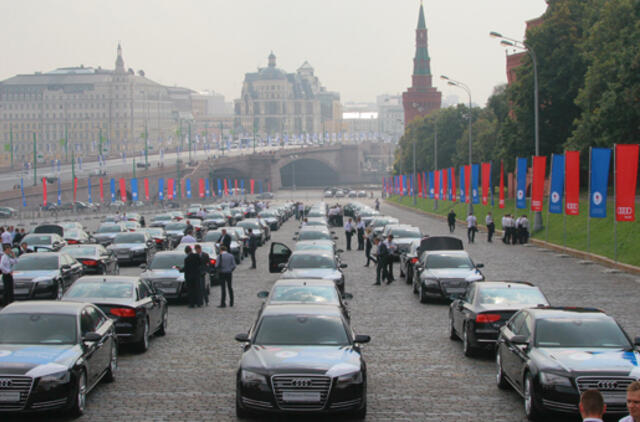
108 243 146 249
141 269 183 280
535 348 640 376
423 268 482 280
242 345 361 376
13 270 59 281
0 344 81 376
282 269 341 280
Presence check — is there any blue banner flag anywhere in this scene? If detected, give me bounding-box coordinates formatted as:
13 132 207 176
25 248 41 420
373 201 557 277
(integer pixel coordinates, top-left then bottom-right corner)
548 154 565 214
87 177 92 204
110 178 116 202
205 179 210 197
258 180 264 194
131 178 139 201
428 171 435 199
158 178 164 201
516 157 528 209
589 147 611 218
217 179 222 196
185 178 191 198
20 178 26 207
472 163 480 204
57 178 61 205
459 167 466 203
447 168 452 200
240 179 245 194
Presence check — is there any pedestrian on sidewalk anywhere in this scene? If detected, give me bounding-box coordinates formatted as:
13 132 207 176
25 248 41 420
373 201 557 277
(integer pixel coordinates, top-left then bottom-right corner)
364 227 376 267
344 218 356 251
0 244 17 306
216 245 236 308
486 212 495 243
447 210 456 233
178 245 203 308
356 217 365 251
466 212 478 243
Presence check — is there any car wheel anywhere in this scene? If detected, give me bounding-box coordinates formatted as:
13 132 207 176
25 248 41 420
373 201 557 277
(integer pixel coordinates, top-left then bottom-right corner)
104 340 117 383
55 281 64 300
406 267 413 285
70 370 87 417
524 372 543 420
157 309 168 336
496 351 508 390
350 399 367 420
419 283 428 304
135 318 150 353
463 323 476 357
449 313 458 340
412 278 418 294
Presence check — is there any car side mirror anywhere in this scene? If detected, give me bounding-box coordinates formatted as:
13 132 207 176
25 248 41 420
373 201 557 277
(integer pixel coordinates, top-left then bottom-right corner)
235 333 250 343
139 263 147 270
61 264 71 271
343 292 353 300
336 249 344 254
257 291 268 298
83 332 101 343
340 263 348 269
511 335 529 345
476 263 484 268
354 334 371 344
634 336 640 346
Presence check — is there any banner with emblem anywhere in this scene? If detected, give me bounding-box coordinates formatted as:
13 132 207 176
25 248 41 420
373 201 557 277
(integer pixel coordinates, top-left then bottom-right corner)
614 144 638 222
471 163 480 204
531 156 546 212
548 154 564 214
515 157 527 209
589 147 611 218
565 151 580 215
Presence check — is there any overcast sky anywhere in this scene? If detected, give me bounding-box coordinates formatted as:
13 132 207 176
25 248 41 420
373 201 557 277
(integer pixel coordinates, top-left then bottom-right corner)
0 0 547 106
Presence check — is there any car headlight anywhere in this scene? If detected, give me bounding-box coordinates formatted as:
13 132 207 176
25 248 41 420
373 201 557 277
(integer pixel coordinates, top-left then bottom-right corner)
33 277 54 285
240 369 267 385
539 372 572 387
423 277 439 285
336 371 363 386
38 371 71 390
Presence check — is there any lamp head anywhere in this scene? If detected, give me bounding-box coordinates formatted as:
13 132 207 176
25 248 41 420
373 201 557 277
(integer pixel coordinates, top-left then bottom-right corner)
500 40 515 47
440 75 449 81
489 31 502 38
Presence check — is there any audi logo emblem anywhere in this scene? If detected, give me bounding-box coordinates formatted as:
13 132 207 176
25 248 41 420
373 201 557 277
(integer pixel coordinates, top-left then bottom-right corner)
0 379 12 388
291 378 312 388
617 207 633 215
597 380 618 390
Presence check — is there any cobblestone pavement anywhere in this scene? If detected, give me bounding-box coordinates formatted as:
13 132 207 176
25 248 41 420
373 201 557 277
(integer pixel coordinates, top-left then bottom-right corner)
8 197 640 421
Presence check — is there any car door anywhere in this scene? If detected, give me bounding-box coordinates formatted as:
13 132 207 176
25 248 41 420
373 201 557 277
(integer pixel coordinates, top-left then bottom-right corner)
67 254 84 283
453 285 474 335
500 311 527 391
137 280 158 330
268 242 291 273
87 305 113 377
511 314 533 392
80 308 101 385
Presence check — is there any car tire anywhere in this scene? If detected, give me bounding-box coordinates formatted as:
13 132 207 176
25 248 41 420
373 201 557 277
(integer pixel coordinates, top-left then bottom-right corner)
70 370 87 417
463 323 476 357
524 372 544 420
412 279 418 294
406 267 413 285
496 351 508 390
449 313 458 340
419 284 428 304
135 318 150 353
156 309 168 336
104 340 117 383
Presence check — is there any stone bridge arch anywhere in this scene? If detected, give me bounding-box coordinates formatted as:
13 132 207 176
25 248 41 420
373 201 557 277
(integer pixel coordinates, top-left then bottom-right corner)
279 157 339 187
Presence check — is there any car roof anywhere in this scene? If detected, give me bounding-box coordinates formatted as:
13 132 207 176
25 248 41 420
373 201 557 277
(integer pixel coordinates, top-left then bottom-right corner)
1 300 85 315
76 275 140 284
526 306 606 319
474 281 535 288
261 303 343 317
273 278 337 287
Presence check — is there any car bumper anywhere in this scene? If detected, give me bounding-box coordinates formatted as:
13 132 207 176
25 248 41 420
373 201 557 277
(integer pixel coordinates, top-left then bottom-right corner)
113 250 147 263
6 282 57 300
0 377 74 413
112 317 145 344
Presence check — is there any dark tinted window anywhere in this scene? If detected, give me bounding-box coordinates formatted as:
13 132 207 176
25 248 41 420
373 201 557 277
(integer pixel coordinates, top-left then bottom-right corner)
288 254 335 269
97 225 122 233
14 255 59 270
535 317 631 348
298 231 331 241
254 315 348 346
204 232 222 242
65 281 135 299
271 286 339 304
426 253 473 269
477 287 548 306
0 313 77 344
62 246 97 257
390 229 421 238
23 235 52 245
165 223 187 231
149 254 184 269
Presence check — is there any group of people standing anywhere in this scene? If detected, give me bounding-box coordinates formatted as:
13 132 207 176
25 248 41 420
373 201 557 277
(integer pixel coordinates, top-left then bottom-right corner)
446 210 529 245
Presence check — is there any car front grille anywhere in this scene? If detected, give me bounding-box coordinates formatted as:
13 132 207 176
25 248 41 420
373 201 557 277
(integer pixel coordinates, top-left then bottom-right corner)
271 375 331 410
441 278 467 294
577 376 636 404
0 376 33 411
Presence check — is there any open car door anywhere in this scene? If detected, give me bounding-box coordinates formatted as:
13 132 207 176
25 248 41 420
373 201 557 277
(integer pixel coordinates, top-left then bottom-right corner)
34 224 64 237
268 242 292 273
417 236 463 257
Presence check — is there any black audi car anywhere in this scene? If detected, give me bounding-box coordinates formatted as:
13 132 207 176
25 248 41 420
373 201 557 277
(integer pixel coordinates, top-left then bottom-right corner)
449 281 549 357
7 252 83 300
495 307 640 420
0 301 117 416
63 276 167 353
61 244 119 275
234 304 370 418
106 232 155 265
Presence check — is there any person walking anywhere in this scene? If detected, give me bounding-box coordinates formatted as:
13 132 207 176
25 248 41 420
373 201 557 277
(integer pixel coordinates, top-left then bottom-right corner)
356 217 365 251
216 245 236 308
466 212 478 243
374 198 380 211
373 237 389 285
0 244 17 306
447 210 456 233
383 234 397 283
486 212 495 243
194 244 210 307
344 218 355 251
247 228 258 269
178 246 203 308
364 227 376 267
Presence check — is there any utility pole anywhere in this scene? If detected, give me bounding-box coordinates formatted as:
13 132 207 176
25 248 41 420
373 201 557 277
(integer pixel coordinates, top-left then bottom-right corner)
434 123 438 210
32 133 37 186
133 157 136 179
176 157 181 199
144 125 149 169
64 123 68 163
9 127 13 169
188 122 192 162
412 139 416 205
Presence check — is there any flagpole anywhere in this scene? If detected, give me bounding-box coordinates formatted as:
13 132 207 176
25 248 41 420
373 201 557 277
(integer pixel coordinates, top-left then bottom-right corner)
562 152 567 248
613 144 617 263
514 158 518 218
587 147 592 253
545 154 553 242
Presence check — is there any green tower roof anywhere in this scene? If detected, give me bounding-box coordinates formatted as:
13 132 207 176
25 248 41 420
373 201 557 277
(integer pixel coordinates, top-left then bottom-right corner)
417 2 426 29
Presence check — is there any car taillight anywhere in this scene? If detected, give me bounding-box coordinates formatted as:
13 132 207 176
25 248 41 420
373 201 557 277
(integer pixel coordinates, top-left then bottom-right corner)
196 227 201 231
81 259 98 266
67 239 79 244
210 258 217 265
476 314 501 323
110 308 136 318
410 257 418 264
155 238 163 244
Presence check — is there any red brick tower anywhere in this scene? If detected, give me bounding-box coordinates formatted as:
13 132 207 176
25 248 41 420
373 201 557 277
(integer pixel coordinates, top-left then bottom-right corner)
402 2 441 126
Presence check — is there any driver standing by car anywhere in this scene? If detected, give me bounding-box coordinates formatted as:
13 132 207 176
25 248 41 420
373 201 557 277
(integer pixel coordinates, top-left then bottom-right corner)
344 218 356 251
0 244 18 306
220 229 232 251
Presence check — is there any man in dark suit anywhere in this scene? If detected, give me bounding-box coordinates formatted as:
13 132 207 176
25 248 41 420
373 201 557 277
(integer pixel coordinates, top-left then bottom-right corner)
178 245 203 308
194 244 210 306
373 237 389 285
247 228 258 269
220 228 232 251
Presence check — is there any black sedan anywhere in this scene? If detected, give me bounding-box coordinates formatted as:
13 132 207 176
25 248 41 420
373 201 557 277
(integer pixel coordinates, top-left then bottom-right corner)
140 251 193 301
413 250 484 303
495 306 640 420
7 252 83 300
61 244 119 275
234 304 369 418
21 233 66 252
449 281 549 357
143 227 169 250
106 232 155 265
0 301 117 416
63 276 167 353
93 223 127 246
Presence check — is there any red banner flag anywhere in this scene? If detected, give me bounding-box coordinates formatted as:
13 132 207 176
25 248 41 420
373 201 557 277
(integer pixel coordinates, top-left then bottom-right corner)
531 156 546 211
223 179 228 196
234 179 238 195
250 179 255 194
144 178 149 201
180 179 185 199
465 165 471 203
565 151 580 215
42 178 47 207
481 163 491 205
167 179 174 200
119 178 126 202
99 178 104 202
73 178 78 202
499 161 505 208
417 173 422 197
450 167 457 202
434 170 440 200
198 178 205 198
615 144 639 222
442 169 448 201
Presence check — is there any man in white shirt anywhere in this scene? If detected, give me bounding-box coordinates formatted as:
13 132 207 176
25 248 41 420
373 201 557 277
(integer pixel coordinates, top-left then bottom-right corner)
485 212 495 243
1 244 18 305
344 218 355 251
466 212 478 243
0 228 12 246
579 389 605 422
501 214 509 244
181 233 197 243
519 215 530 244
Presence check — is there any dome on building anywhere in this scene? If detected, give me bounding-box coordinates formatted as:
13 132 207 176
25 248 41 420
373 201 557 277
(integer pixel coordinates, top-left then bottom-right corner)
257 51 287 80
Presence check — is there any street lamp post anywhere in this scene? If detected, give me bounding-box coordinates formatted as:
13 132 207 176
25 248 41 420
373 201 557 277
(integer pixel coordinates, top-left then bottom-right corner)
32 132 37 186
412 139 416 205
490 31 542 230
440 75 473 215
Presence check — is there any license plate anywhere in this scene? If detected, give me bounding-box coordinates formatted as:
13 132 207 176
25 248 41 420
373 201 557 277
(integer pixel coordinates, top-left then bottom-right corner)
0 391 20 402
282 391 321 403
14 288 29 295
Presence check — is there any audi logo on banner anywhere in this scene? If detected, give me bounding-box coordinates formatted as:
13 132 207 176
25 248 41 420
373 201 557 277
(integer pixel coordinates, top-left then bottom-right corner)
617 207 633 216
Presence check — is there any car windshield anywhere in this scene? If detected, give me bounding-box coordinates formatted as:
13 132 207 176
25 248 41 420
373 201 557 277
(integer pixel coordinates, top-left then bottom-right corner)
165 223 187 231
65 229 81 238
62 246 97 257
204 232 222 242
391 229 421 238
0 313 77 345
254 315 348 346
113 233 145 243
149 254 184 270
145 229 163 237
477 287 547 306
239 221 260 230
271 286 339 304
289 254 336 269
14 255 59 270
307 211 325 217
153 215 172 221
260 212 275 217
205 212 224 219
65 281 135 299
295 243 333 252
535 317 631 348
24 235 52 245
298 231 331 241
97 225 121 233
426 254 473 269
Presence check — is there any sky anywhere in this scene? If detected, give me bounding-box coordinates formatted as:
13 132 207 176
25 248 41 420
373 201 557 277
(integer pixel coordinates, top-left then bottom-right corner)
0 0 548 107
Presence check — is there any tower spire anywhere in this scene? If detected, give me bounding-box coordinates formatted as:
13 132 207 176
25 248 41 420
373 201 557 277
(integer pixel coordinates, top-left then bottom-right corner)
115 42 125 73
417 1 426 29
